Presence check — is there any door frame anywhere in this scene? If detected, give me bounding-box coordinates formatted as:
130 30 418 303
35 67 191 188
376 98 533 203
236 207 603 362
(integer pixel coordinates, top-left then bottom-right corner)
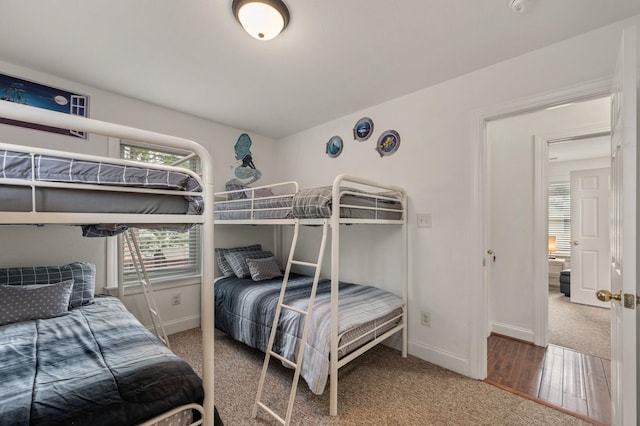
468 77 611 379
533 126 610 347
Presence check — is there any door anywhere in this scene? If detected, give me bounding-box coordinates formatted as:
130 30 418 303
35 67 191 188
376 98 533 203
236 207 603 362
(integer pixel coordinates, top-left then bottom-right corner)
569 167 610 307
605 25 637 426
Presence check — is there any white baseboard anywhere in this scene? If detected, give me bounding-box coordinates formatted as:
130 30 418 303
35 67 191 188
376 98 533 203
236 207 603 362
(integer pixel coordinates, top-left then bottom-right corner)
491 321 534 343
408 339 469 377
146 315 201 336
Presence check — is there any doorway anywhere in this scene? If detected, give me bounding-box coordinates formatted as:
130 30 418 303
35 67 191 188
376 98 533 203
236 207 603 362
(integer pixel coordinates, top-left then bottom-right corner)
484 96 612 423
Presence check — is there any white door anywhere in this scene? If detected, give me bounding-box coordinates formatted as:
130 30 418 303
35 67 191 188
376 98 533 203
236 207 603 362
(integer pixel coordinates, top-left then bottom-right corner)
605 25 637 426
569 167 610 307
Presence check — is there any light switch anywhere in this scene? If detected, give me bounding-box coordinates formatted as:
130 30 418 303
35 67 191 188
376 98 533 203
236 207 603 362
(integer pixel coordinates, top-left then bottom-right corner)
417 213 432 228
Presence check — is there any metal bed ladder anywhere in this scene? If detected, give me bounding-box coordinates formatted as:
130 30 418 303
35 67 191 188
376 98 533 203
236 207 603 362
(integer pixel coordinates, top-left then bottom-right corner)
252 219 329 425
123 229 171 349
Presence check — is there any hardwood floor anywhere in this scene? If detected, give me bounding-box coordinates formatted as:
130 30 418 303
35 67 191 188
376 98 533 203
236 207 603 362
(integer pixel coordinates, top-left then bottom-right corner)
485 334 611 426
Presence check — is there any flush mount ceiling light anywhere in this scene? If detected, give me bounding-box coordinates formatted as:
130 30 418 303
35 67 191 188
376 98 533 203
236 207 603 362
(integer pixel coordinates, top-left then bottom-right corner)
232 0 290 41
509 0 526 13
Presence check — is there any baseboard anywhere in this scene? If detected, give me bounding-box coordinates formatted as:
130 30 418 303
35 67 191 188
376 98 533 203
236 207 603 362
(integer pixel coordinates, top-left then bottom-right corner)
408 339 469 376
490 321 534 343
146 315 201 336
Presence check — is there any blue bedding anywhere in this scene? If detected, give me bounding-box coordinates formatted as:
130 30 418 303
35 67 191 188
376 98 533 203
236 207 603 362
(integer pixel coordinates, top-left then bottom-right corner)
214 274 404 394
0 297 203 425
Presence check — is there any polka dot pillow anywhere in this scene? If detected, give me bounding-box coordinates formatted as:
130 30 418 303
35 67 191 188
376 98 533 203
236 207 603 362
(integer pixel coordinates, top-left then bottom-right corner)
0 279 74 326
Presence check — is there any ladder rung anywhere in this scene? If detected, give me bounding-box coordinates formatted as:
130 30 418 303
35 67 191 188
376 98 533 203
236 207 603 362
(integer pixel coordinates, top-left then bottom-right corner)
280 303 308 315
290 260 318 268
257 402 285 425
269 351 297 368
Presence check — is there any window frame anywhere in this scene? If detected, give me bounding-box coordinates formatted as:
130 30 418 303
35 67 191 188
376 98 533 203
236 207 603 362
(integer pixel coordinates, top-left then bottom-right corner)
117 141 202 288
548 181 571 256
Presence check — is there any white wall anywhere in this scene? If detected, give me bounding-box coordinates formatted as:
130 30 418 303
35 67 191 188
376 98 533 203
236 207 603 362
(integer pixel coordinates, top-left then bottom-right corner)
487 98 609 341
273 16 639 375
0 60 280 332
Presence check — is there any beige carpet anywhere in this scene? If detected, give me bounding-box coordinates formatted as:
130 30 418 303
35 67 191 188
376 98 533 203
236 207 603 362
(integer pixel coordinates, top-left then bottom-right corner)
169 328 590 425
548 287 610 360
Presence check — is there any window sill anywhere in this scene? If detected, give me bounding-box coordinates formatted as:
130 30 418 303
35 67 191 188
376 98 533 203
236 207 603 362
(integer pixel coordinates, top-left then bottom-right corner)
105 274 201 297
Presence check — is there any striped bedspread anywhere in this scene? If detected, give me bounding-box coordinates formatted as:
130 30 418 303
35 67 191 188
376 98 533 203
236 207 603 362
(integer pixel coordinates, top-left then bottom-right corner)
214 274 404 394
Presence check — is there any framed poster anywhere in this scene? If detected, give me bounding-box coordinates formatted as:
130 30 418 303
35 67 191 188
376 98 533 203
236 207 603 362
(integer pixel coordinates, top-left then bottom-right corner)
0 73 89 138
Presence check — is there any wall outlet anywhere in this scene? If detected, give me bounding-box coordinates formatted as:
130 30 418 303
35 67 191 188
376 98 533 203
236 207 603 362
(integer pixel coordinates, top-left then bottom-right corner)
417 213 432 228
171 292 181 306
421 311 431 327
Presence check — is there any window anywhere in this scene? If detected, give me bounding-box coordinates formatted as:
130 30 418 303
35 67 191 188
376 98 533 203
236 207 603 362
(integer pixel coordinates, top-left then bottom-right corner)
548 182 571 255
120 143 201 285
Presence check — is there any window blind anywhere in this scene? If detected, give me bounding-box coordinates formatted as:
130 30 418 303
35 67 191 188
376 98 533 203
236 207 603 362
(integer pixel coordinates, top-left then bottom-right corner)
120 143 201 285
548 182 571 255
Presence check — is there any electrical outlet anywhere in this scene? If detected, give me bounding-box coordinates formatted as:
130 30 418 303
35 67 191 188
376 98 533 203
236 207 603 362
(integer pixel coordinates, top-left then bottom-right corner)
417 213 432 228
171 293 181 306
421 311 431 327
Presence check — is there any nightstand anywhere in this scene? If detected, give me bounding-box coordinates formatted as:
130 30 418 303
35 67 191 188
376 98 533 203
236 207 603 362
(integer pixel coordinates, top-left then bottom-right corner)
548 258 565 287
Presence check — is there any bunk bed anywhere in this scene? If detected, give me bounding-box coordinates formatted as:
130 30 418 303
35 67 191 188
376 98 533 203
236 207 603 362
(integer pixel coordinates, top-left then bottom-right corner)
0 101 216 426
213 175 408 422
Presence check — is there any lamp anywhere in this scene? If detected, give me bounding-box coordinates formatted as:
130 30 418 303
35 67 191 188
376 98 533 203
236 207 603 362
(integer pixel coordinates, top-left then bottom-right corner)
548 236 556 258
232 0 290 41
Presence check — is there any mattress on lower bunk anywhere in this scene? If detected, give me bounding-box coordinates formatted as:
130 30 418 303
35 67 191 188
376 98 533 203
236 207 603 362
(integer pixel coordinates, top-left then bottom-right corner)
214 273 404 395
0 150 203 215
0 296 203 426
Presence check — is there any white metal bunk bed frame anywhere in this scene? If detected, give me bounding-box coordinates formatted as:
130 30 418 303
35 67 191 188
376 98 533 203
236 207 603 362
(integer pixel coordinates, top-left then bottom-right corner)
215 174 408 419
0 101 216 426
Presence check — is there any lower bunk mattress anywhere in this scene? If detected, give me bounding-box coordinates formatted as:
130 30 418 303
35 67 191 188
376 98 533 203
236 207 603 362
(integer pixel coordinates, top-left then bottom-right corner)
214 273 404 394
0 296 204 425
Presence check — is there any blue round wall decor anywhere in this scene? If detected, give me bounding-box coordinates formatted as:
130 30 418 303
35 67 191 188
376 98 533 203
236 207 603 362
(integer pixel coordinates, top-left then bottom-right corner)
375 130 400 157
353 117 374 142
326 135 344 158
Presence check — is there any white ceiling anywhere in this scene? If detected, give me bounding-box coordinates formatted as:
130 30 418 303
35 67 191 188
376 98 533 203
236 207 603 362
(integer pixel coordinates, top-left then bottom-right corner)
1 1 639 139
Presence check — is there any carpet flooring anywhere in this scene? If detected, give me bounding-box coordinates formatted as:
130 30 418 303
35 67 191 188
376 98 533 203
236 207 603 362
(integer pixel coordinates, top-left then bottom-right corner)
548 287 610 360
169 328 590 425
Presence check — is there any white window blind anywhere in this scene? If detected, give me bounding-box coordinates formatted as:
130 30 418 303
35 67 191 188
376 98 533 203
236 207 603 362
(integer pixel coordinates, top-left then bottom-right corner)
120 143 201 285
548 182 571 255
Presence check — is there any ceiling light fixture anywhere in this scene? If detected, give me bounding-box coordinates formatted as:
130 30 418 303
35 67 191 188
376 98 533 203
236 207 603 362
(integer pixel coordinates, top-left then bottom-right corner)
232 0 290 41
509 0 526 13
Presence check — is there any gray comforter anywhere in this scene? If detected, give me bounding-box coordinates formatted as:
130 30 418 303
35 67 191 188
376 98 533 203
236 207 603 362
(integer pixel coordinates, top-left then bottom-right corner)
214 274 404 394
0 297 203 425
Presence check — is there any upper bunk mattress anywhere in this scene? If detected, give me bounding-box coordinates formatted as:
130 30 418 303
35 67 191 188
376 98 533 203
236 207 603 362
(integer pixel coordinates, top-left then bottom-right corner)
0 150 203 215
292 186 403 219
0 296 203 426
214 185 403 221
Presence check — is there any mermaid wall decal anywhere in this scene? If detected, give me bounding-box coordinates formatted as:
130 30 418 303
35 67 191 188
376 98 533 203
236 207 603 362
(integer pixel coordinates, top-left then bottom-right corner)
226 133 262 193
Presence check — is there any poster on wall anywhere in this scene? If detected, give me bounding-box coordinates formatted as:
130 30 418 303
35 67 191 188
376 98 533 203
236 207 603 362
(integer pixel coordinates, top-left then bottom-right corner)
0 73 89 138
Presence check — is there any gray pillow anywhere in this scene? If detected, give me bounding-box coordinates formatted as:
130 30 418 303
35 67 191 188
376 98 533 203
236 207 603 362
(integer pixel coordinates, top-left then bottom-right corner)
246 256 282 281
215 244 261 277
0 279 74 326
0 262 96 309
224 250 274 279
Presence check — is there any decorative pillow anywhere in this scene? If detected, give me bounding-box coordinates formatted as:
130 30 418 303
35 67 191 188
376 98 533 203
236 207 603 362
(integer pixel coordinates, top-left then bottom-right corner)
224 250 274 279
225 181 248 200
0 262 96 309
253 188 274 198
246 256 282 281
215 244 261 277
0 279 74 326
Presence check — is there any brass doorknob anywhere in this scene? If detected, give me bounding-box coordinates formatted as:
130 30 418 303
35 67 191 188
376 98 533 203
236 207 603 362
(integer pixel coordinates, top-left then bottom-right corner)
596 289 622 302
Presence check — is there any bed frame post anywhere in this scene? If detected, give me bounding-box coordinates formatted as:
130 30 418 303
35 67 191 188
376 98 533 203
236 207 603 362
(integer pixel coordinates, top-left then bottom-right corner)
199 155 216 426
329 176 341 417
